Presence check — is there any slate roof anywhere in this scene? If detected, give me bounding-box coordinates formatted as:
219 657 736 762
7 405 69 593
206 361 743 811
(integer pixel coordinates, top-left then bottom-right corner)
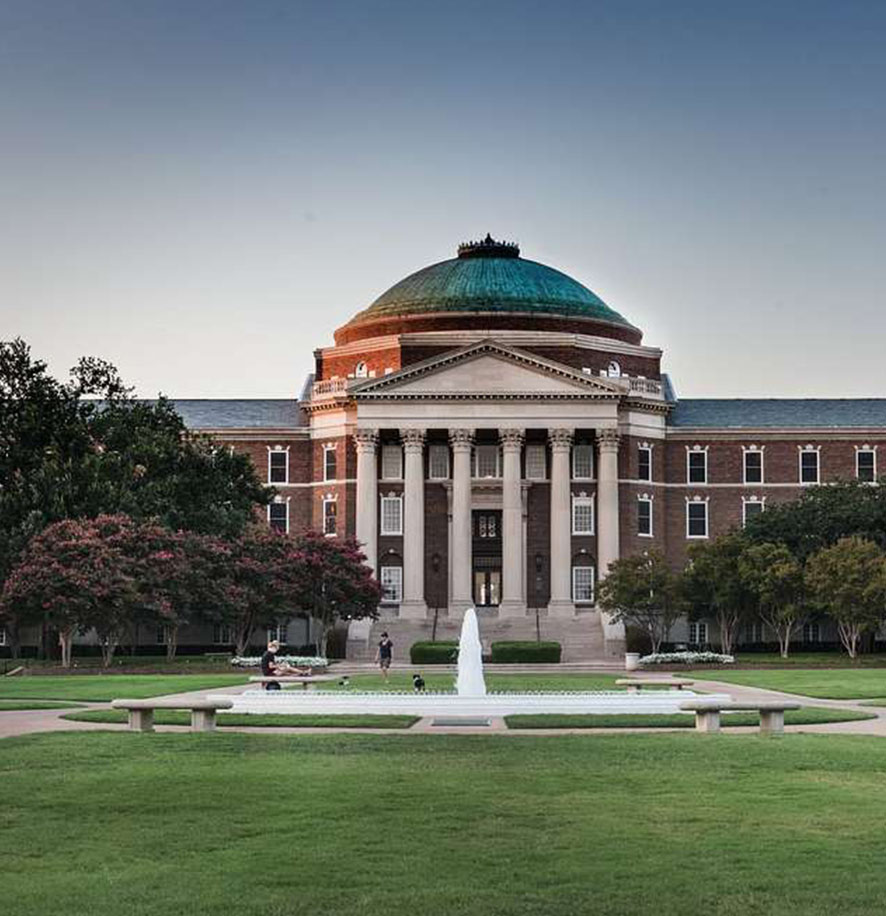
668 399 886 429
164 399 306 429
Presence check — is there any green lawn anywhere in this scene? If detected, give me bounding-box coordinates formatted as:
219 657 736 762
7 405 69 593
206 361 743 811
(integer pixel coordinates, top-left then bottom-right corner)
62 710 418 728
328 672 624 692
728 652 886 668
5 732 886 915
506 706 875 729
0 699 86 711
698 668 886 699
0 674 249 702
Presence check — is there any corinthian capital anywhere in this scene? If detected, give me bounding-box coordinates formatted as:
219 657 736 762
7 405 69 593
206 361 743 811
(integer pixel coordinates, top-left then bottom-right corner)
353 428 379 452
499 428 525 450
448 428 475 451
400 428 427 452
548 428 574 451
597 429 621 453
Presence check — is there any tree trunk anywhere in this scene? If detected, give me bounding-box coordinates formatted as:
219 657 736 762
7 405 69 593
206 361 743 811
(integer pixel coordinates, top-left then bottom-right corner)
319 624 330 660
9 620 21 660
58 628 73 668
649 626 662 654
776 626 792 659
837 622 860 659
100 635 118 667
165 625 178 661
717 611 738 656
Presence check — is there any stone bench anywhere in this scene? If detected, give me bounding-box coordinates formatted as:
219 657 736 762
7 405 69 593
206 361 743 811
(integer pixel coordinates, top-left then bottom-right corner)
616 678 695 693
111 698 234 733
248 674 340 691
680 700 801 736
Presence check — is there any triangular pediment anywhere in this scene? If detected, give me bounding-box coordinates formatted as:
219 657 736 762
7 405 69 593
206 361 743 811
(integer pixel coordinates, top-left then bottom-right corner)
352 341 625 401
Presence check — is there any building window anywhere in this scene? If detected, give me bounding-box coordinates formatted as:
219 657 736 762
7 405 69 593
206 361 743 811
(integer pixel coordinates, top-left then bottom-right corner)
686 500 708 538
637 446 652 482
268 500 289 533
155 626 166 645
474 444 501 479
688 621 708 645
687 449 707 484
802 622 821 643
428 444 450 480
743 448 763 484
0 627 6 647
572 496 594 535
323 498 337 536
381 444 402 480
572 566 595 603
212 624 232 645
745 620 766 643
799 448 820 485
380 566 403 603
607 360 621 378
743 498 764 527
268 449 288 484
477 513 498 538
572 444 594 480
267 623 288 644
638 497 653 537
857 449 876 483
323 445 337 482
525 444 547 480
354 361 368 378
380 495 403 535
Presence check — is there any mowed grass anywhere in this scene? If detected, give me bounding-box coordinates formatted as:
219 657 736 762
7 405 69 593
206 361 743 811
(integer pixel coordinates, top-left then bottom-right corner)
0 699 86 711
327 672 624 692
0 674 249 702
506 707 875 729
699 668 886 699
6 732 886 916
62 710 418 728
729 652 886 668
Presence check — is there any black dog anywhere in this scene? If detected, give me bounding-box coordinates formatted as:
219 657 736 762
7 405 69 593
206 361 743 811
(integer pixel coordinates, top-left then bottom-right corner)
412 673 426 693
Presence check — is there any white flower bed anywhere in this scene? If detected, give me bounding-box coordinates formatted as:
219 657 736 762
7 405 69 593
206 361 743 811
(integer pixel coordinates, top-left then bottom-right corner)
231 655 328 669
640 651 734 666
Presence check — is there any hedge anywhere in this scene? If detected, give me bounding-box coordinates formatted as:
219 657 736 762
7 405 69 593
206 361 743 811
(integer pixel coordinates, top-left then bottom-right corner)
410 641 459 664
490 641 562 663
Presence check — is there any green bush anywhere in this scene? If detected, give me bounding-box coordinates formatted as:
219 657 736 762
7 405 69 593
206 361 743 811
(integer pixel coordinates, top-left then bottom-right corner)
490 641 562 663
410 641 459 664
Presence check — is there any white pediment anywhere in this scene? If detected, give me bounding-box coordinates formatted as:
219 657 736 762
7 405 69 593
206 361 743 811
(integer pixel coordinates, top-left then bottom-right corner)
353 342 624 400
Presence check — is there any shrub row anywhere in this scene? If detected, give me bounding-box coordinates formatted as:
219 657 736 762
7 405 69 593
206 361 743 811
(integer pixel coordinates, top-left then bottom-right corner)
490 641 561 663
409 641 459 664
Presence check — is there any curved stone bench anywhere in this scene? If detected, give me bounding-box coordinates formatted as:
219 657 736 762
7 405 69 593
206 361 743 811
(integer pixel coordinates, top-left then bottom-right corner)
111 698 234 733
680 700 801 736
616 678 694 693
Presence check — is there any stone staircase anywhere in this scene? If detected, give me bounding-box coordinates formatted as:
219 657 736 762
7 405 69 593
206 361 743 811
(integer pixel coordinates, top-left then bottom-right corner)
346 609 613 663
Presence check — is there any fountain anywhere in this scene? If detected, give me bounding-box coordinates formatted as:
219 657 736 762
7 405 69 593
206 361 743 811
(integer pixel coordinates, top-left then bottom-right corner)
213 610 728 717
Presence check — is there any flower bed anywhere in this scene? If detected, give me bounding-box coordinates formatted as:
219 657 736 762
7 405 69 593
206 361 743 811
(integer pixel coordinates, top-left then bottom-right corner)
639 651 734 666
231 655 328 669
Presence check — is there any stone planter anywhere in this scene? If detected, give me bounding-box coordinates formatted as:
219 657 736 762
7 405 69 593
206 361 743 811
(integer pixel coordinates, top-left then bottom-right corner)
625 652 641 672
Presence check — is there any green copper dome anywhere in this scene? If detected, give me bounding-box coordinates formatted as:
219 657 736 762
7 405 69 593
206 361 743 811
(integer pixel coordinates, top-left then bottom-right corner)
346 236 636 331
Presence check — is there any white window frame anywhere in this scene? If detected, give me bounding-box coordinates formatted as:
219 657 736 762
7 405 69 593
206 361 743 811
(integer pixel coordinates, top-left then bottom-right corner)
572 443 594 480
571 495 595 535
686 499 709 539
525 443 547 480
323 496 337 536
856 447 877 483
688 621 708 645
742 496 765 527
745 620 766 644
742 446 764 484
686 446 708 485
354 361 368 378
212 624 232 645
637 444 652 482
268 499 289 533
267 623 288 645
473 444 501 479
380 566 403 604
572 565 595 603
802 621 821 643
267 446 289 485
0 627 6 647
155 626 166 645
323 444 337 482
637 496 653 537
380 494 403 536
381 444 403 481
799 446 820 485
428 444 450 480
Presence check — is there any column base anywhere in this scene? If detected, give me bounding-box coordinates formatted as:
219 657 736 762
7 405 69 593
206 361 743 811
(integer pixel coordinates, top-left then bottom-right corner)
498 599 527 618
547 599 575 618
398 600 428 620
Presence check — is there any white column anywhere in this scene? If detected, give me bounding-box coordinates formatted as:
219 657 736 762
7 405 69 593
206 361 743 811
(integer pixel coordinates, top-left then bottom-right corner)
354 429 379 573
400 428 427 619
596 428 626 653
499 428 525 617
548 428 574 617
449 428 474 619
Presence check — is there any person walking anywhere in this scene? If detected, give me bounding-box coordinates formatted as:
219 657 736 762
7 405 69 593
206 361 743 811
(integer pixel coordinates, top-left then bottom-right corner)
375 632 393 682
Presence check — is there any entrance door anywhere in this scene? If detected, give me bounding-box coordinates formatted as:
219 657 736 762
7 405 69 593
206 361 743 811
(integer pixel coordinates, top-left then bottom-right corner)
472 510 502 607
473 568 501 607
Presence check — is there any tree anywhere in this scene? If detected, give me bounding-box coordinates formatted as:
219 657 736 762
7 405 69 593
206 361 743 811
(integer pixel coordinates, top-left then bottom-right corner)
739 542 805 659
684 534 756 655
597 550 683 654
288 531 383 657
805 537 886 658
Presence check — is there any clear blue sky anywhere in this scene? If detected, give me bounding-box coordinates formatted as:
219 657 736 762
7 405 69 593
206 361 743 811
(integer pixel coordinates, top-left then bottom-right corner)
2 0 884 398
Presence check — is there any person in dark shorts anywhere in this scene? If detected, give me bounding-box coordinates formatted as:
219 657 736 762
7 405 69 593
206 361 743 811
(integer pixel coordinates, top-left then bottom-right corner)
375 632 393 681
260 639 282 691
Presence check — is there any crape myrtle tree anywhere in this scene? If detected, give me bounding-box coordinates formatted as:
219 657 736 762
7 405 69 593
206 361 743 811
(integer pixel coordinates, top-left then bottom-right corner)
597 549 683 654
684 534 757 656
739 542 805 659
805 536 886 658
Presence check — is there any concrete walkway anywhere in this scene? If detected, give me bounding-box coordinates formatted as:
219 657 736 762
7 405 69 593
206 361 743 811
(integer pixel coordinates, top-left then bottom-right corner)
3 674 886 739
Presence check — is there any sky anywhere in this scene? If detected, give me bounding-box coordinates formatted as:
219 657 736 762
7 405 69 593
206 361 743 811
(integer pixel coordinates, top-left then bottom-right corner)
2 0 885 399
